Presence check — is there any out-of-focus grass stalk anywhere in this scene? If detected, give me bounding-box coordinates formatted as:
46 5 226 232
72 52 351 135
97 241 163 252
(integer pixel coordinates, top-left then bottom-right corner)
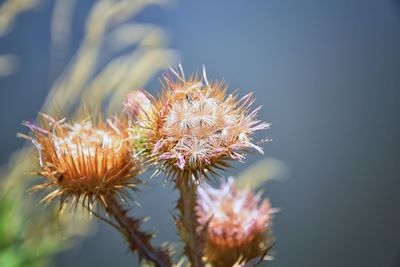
49 0 76 79
236 158 288 190
0 0 37 77
108 48 176 111
81 21 176 112
0 54 19 76
0 0 37 37
108 23 169 51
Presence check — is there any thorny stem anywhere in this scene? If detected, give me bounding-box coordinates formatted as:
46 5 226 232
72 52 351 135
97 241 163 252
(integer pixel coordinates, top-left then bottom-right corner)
106 197 172 267
176 176 204 267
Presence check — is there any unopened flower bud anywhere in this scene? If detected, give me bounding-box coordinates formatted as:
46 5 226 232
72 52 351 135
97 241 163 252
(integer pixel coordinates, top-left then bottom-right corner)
196 178 273 266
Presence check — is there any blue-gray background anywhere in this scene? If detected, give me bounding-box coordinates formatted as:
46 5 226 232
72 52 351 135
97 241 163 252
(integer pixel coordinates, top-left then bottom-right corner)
1 0 400 266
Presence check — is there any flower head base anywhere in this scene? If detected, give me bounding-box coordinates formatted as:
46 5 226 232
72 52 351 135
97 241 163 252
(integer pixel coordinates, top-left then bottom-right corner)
196 178 272 266
20 113 141 210
134 66 270 182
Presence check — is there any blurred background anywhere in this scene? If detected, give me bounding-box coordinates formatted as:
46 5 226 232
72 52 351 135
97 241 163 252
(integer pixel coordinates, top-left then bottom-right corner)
0 0 399 266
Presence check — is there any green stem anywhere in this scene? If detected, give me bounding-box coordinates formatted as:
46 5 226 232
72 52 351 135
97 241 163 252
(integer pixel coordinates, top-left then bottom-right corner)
176 176 204 267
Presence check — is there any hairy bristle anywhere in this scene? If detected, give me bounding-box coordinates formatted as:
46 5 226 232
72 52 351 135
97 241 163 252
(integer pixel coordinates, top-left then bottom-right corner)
22 113 142 210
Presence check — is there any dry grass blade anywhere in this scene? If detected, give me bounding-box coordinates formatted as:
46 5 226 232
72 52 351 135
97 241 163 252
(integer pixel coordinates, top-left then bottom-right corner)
49 0 76 78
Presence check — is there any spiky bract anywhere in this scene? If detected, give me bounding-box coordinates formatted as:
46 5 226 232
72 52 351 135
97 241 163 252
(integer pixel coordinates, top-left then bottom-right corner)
132 67 270 182
196 178 272 266
22 113 141 210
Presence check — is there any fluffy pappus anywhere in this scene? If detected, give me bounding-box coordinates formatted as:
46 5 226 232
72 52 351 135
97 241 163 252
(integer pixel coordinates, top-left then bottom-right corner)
131 66 270 183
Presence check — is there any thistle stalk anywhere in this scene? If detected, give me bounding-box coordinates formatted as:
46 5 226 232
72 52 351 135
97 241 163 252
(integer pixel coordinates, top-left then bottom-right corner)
176 176 204 267
105 197 172 267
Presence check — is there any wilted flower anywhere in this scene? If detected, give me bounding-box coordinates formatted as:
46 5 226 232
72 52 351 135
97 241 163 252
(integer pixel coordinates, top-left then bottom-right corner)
19 113 141 210
196 178 272 266
132 66 270 182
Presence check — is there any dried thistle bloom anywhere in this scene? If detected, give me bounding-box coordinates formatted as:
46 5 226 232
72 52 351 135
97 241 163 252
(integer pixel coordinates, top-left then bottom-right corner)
196 178 272 266
134 66 270 182
19 113 141 210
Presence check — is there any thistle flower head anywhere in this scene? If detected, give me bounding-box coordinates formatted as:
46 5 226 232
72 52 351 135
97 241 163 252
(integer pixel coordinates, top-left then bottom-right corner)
196 178 272 266
20 113 141 210
197 178 270 247
133 66 270 182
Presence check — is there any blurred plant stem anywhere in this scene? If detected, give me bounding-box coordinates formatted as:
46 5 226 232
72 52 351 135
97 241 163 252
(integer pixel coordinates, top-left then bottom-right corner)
0 0 37 37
